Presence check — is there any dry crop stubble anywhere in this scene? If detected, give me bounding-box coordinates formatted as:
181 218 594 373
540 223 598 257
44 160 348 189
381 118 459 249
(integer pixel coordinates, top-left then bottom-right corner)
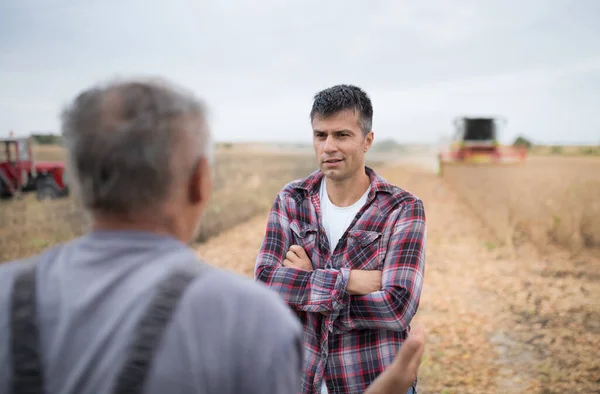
437 155 600 393
195 149 322 242
1 146 318 261
440 155 600 256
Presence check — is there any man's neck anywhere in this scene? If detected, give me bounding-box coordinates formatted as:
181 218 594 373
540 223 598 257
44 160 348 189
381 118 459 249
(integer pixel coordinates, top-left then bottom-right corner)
91 212 185 242
324 169 371 207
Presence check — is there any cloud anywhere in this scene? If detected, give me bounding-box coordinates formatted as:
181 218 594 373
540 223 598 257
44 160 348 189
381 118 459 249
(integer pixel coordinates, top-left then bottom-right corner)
1 0 599 144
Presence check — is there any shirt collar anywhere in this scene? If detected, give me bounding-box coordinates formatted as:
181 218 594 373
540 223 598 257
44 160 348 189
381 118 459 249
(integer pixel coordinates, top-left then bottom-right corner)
293 166 395 197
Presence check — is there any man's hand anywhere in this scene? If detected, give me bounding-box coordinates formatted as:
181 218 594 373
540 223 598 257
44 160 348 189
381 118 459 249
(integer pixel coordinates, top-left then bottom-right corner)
364 325 426 394
347 270 382 295
390 325 425 389
282 245 313 271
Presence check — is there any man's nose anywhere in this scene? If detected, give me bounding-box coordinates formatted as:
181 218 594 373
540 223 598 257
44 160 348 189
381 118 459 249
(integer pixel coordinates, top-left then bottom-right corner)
323 135 337 153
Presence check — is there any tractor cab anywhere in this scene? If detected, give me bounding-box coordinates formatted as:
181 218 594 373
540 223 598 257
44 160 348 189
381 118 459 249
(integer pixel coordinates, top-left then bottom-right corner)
460 118 497 141
451 117 505 161
1 137 32 162
0 135 69 200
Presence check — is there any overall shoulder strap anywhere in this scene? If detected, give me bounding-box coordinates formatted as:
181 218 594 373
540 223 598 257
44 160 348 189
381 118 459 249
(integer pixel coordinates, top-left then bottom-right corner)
10 260 203 394
110 268 201 394
10 263 44 394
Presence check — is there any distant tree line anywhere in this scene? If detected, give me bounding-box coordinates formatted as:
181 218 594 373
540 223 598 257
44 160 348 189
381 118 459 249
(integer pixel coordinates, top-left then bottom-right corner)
512 135 533 149
31 134 63 145
512 135 600 156
370 138 407 153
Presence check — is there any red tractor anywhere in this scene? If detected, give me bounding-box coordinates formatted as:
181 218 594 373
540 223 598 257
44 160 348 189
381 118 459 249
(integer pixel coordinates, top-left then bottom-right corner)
0 136 70 200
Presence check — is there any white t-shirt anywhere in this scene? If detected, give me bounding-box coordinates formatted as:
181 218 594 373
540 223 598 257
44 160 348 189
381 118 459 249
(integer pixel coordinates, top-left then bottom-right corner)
318 178 370 393
319 178 370 254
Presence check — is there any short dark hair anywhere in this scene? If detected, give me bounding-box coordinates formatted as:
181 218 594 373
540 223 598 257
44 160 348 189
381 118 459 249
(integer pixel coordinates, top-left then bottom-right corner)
310 84 373 136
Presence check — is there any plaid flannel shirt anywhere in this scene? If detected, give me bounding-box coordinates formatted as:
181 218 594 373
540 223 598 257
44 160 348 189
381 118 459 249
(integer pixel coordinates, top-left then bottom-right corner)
254 166 426 394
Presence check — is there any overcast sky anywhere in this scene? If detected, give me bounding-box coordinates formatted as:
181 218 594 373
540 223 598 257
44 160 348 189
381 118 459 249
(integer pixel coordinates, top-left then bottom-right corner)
1 0 599 145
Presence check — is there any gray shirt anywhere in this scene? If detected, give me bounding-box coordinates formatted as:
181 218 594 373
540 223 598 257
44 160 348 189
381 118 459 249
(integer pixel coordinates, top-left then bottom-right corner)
0 229 303 394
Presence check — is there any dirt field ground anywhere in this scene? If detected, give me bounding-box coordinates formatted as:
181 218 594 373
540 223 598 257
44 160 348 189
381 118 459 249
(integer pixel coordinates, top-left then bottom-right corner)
2 145 599 393
198 157 600 394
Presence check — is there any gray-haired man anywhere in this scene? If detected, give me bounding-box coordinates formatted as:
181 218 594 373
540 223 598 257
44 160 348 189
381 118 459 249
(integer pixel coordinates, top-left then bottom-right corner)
0 78 424 394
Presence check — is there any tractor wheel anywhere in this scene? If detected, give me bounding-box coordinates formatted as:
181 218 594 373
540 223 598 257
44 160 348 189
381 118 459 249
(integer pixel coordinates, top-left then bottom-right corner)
0 179 13 199
36 177 60 200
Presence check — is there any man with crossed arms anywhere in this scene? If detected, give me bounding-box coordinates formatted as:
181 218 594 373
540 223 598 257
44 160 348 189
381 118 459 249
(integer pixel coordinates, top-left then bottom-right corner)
255 84 426 394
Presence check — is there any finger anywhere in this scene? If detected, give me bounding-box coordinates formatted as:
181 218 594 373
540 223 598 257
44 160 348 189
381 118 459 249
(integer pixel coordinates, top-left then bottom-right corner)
289 245 308 259
286 250 301 262
409 324 426 341
282 258 293 267
397 326 425 368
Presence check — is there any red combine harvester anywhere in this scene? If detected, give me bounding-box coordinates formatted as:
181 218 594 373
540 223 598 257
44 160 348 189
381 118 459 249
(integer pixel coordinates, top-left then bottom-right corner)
438 116 527 174
0 134 70 200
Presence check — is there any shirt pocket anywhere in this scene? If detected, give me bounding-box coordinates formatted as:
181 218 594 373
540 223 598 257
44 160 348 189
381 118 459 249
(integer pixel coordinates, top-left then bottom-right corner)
289 220 319 264
343 229 383 270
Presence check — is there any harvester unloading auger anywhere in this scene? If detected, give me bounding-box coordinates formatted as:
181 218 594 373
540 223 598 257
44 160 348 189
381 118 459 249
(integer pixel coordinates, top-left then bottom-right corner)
437 116 527 175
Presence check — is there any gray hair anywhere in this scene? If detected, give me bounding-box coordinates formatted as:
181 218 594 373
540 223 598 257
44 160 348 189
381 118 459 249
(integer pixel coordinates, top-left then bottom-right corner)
60 77 213 218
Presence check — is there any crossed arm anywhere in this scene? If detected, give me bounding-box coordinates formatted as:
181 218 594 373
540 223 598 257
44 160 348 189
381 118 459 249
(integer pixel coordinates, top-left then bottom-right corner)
254 193 426 332
253 194 352 313
333 199 426 333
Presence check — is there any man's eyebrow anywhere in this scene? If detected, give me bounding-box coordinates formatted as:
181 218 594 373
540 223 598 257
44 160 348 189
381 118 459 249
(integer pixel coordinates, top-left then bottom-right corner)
313 129 355 134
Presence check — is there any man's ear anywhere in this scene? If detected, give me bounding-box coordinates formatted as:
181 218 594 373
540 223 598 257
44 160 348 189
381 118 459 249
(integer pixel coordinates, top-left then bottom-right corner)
188 156 212 206
364 130 374 152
